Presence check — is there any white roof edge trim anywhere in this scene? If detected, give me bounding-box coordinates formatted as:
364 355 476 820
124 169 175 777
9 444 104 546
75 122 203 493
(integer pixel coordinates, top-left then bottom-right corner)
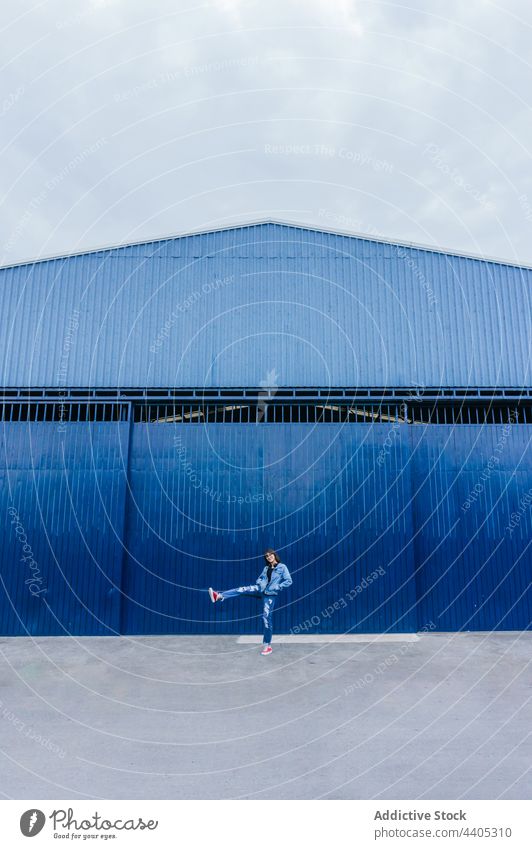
1 217 531 271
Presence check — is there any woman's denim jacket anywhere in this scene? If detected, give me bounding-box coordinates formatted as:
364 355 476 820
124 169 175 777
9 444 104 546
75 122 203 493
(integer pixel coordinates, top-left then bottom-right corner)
256 562 292 596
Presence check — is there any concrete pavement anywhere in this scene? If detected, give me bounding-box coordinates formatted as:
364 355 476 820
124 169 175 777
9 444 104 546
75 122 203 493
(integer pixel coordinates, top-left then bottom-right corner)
0 632 530 799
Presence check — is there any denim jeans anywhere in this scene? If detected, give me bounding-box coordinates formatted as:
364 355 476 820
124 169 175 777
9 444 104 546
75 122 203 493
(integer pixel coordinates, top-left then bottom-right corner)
219 585 277 645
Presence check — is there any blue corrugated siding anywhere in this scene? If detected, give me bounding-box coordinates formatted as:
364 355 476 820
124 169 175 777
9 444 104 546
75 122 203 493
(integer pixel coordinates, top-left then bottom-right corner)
120 423 417 634
412 426 532 630
1 223 531 387
1 419 530 635
0 422 129 635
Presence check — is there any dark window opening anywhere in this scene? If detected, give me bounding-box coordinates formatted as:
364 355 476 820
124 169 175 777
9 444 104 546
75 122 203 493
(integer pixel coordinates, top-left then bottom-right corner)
130 402 529 425
0 401 529 425
0 403 129 422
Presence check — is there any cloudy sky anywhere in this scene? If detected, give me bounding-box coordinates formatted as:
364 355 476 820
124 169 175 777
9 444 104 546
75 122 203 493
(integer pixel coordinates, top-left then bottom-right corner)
1 0 532 265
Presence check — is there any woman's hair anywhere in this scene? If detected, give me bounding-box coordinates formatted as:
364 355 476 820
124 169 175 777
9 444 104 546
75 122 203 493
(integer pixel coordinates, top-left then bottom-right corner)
263 548 281 564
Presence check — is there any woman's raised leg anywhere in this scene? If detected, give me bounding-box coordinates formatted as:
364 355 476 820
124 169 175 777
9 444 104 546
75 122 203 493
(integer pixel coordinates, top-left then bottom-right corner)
209 584 261 602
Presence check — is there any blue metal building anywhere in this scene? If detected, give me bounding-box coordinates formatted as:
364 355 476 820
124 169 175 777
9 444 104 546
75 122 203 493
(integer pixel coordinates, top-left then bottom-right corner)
1 221 531 635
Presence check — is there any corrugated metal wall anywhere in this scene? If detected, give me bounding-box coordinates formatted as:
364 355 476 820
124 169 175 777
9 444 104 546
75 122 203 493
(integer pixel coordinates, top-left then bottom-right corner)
1 222 531 387
412 427 532 630
0 422 129 635
121 423 417 634
1 418 530 635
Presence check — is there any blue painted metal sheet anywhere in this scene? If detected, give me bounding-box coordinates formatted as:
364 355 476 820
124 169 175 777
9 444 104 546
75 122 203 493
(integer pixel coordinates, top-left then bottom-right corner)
120 422 417 635
412 426 532 630
0 419 530 635
0 422 129 635
1 222 531 388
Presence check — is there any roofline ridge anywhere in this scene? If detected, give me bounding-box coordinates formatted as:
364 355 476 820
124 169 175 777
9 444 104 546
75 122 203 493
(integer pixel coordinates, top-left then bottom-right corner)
1 216 531 271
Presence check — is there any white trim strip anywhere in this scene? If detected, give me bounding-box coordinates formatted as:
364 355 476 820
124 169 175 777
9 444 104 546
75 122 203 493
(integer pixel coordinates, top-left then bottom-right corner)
237 634 420 644
1 218 531 271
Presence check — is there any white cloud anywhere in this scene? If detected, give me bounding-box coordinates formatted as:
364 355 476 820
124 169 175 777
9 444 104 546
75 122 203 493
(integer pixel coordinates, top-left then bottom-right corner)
1 0 531 265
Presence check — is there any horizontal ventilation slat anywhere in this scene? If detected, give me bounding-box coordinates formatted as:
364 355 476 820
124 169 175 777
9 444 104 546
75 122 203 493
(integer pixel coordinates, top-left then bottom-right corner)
0 400 530 425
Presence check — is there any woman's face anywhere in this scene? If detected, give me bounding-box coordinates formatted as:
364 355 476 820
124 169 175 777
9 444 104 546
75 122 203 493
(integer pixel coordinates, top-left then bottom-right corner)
266 552 276 564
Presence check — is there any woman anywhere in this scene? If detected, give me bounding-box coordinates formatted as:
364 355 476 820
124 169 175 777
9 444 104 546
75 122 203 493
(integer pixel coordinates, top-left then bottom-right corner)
208 548 292 655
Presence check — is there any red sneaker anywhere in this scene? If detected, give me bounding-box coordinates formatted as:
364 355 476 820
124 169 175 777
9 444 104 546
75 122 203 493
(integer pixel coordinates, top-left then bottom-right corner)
208 588 222 603
260 645 273 655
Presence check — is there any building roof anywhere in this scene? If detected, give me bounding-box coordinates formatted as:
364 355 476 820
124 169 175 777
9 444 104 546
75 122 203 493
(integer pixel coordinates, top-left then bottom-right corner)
2 218 532 271
1 220 530 388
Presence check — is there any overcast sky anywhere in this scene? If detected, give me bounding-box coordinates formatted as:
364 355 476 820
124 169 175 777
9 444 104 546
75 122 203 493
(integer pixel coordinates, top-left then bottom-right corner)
1 0 532 266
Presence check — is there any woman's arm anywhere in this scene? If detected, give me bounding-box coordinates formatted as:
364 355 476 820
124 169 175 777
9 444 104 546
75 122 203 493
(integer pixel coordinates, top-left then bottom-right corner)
278 564 292 589
256 566 267 584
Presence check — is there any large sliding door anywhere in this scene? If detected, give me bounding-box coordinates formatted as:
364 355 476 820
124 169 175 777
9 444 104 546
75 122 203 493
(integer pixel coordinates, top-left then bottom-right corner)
121 423 417 634
1 415 530 635
0 422 129 635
